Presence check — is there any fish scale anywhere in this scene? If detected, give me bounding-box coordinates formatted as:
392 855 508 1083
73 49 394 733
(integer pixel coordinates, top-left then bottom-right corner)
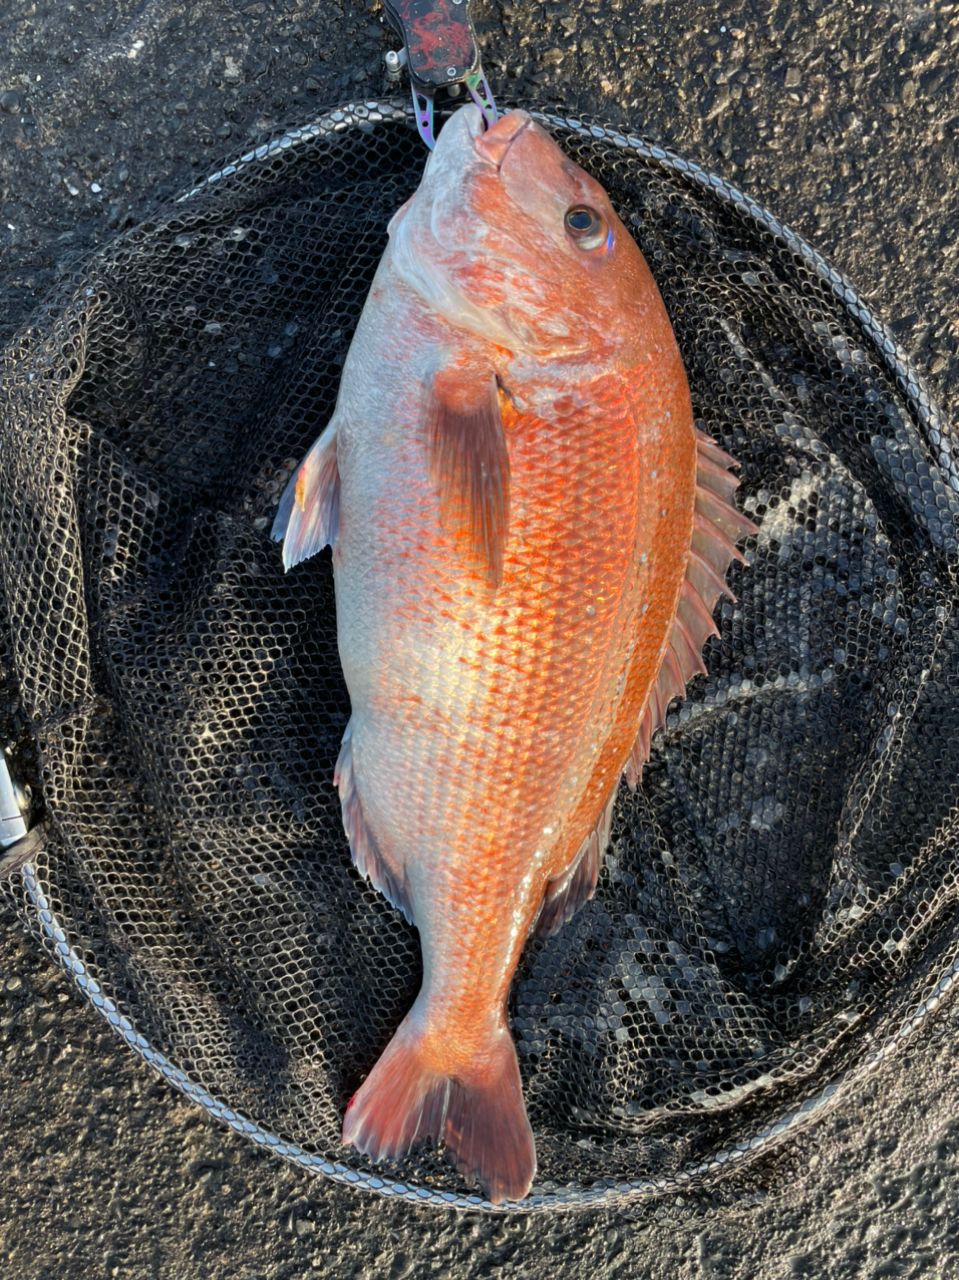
273 105 754 1203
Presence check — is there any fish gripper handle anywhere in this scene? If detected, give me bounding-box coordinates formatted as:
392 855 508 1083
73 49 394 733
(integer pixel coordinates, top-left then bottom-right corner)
381 0 481 91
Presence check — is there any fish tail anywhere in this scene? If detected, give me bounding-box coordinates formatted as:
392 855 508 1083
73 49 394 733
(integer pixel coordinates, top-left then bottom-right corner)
342 1009 536 1204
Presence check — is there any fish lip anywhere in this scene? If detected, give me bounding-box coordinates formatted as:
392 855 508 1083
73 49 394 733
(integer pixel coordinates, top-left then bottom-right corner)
473 115 533 172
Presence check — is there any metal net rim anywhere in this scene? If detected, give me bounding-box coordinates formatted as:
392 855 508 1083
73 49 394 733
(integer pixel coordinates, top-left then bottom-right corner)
13 97 956 1213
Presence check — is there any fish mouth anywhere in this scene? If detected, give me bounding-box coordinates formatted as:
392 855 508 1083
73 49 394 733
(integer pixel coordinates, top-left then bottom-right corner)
473 111 533 172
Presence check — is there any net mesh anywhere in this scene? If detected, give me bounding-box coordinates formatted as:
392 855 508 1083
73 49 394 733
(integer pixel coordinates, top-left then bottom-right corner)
1 101 957 1210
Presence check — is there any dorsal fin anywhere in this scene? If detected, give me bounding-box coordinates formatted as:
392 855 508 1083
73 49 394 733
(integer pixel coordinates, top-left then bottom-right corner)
535 786 617 938
624 429 757 790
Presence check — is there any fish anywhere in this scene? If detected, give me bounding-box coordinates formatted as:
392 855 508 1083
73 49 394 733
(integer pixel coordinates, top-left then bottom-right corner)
272 104 755 1203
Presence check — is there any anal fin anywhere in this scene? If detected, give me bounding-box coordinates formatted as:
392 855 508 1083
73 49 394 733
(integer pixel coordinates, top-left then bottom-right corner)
536 787 616 938
334 720 413 924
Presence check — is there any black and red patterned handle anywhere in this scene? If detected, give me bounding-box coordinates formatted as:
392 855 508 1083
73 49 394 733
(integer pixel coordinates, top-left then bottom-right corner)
381 0 498 148
382 0 480 91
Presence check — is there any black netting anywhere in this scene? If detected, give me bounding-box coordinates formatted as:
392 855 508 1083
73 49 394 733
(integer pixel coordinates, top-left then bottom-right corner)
1 101 957 1210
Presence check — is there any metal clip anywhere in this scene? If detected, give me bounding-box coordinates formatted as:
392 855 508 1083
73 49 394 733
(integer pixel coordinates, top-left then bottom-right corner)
382 0 498 150
384 46 409 81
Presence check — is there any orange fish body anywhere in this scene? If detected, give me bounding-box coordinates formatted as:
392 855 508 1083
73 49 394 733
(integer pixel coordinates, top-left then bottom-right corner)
274 107 753 1202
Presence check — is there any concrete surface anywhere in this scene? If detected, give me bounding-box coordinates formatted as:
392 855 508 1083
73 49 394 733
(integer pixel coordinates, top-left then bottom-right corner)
0 1 956 1276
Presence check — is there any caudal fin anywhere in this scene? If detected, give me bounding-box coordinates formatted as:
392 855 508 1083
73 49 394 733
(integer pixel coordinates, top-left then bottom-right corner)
342 1012 536 1204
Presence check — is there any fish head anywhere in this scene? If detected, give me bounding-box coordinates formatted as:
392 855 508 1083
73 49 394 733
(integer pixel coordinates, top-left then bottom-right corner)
387 105 658 364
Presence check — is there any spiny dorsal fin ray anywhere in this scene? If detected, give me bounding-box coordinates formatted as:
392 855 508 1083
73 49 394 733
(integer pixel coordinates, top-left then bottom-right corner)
687 548 735 609
695 451 742 501
695 427 739 469
696 485 758 543
678 579 721 647
670 614 709 681
623 429 757 791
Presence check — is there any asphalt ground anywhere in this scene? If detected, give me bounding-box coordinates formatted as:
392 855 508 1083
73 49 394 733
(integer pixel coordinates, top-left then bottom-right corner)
0 1 957 1276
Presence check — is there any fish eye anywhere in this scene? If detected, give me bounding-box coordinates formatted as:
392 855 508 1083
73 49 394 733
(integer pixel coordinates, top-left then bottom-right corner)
564 205 609 251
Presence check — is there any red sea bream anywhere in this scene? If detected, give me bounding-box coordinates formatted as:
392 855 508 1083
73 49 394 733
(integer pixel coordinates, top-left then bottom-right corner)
273 105 755 1203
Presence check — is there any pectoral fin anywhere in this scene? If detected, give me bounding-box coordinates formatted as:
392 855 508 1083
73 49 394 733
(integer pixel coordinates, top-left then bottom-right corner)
272 421 340 570
427 368 510 588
